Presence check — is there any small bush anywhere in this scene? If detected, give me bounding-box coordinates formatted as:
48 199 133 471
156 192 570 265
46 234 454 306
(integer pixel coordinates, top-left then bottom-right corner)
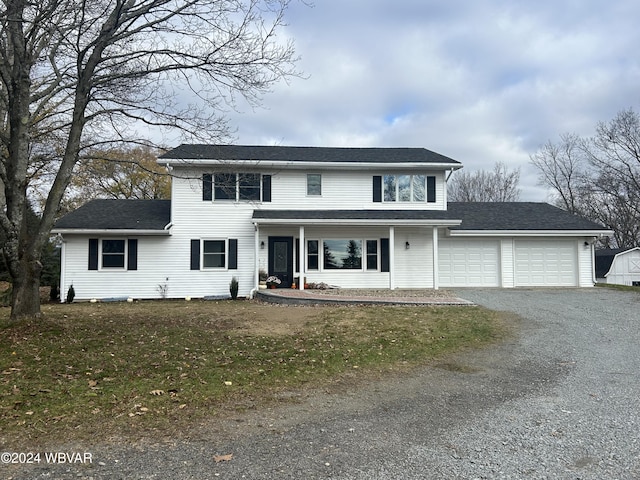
49 284 60 302
229 277 239 300
66 284 75 303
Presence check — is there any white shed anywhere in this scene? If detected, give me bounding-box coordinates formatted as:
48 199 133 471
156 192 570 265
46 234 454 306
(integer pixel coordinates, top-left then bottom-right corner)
595 247 640 286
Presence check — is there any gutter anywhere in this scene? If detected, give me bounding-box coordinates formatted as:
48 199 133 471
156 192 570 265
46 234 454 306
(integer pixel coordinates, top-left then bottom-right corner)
51 228 171 236
162 159 464 171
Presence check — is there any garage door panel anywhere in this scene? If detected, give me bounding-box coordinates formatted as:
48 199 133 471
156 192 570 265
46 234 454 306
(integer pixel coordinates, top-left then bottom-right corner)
515 239 577 286
439 238 500 287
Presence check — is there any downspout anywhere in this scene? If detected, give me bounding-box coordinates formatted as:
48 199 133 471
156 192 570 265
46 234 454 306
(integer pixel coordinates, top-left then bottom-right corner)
250 222 260 299
591 240 596 285
58 234 66 303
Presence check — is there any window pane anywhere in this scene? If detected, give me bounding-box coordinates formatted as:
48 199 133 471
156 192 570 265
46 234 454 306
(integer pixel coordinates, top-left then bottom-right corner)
203 254 225 268
203 240 225 268
323 240 362 270
203 240 225 254
273 241 289 272
307 174 322 196
398 175 411 201
214 173 236 200
366 240 377 270
413 175 425 201
239 174 261 200
307 240 319 270
103 239 125 254
383 175 396 201
102 240 125 268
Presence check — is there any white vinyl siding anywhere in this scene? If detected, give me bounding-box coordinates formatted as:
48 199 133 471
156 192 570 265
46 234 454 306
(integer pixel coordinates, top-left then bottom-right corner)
263 170 446 210
514 239 577 286
393 227 434 288
439 238 501 287
60 236 171 301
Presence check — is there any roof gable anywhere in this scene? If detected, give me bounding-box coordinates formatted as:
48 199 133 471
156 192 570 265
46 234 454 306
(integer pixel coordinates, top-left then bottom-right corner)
159 144 462 166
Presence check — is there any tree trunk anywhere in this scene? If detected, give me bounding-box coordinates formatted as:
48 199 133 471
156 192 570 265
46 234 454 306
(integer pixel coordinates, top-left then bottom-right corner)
10 256 42 321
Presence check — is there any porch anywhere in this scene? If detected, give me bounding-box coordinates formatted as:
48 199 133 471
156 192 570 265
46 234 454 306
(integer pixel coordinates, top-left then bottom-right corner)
252 209 462 292
255 287 474 306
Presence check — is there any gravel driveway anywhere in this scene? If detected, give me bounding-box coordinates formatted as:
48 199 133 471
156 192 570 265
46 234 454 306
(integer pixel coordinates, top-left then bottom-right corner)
9 288 640 479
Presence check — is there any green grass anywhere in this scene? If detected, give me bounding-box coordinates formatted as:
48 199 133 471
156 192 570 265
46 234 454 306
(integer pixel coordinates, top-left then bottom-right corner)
0 300 508 448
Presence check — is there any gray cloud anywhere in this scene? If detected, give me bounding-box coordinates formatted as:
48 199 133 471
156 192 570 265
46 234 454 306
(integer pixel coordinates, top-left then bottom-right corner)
222 0 640 200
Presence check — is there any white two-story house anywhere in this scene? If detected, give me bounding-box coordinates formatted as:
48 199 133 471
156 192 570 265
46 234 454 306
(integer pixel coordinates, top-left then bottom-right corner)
53 145 611 301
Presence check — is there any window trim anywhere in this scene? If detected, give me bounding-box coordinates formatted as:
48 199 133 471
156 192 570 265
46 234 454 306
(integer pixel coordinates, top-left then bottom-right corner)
306 173 322 196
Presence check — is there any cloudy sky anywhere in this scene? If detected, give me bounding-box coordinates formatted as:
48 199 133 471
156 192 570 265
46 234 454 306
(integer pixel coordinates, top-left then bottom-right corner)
222 0 640 200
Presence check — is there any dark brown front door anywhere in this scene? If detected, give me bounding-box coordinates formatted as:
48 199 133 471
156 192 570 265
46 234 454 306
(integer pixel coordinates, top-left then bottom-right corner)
268 236 293 287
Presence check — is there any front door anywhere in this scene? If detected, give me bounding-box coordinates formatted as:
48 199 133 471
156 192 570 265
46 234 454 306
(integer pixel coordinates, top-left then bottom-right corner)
268 236 293 288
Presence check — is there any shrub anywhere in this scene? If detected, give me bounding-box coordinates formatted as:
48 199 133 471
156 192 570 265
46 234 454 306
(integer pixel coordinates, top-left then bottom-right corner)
66 284 75 303
50 284 60 302
229 277 239 300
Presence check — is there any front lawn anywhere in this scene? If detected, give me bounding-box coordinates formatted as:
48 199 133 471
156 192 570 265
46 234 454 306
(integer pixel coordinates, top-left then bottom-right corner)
0 300 508 448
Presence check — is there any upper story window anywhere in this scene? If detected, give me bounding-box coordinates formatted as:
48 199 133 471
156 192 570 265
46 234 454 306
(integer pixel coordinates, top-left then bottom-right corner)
384 174 426 202
214 173 236 200
239 174 261 200
307 174 322 196
203 173 271 202
374 175 436 203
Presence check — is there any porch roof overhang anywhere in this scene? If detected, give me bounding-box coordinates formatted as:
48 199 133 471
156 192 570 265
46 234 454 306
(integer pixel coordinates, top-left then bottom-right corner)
252 210 463 227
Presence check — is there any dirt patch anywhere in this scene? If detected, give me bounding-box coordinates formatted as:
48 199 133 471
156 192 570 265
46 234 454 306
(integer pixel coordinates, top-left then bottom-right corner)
234 303 330 336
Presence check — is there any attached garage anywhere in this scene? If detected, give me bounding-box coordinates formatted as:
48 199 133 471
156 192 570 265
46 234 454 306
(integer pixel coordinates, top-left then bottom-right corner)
514 239 578 287
439 238 500 287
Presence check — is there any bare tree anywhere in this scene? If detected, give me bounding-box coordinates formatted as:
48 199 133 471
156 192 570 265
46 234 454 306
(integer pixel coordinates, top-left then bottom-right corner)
448 161 521 202
529 133 588 214
0 0 300 320
530 108 640 248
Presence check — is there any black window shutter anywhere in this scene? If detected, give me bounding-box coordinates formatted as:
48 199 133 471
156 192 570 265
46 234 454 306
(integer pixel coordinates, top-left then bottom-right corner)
127 239 138 271
88 238 99 270
380 238 390 272
427 176 436 203
262 175 272 202
373 176 382 202
228 239 238 270
295 238 300 273
190 239 200 270
203 174 212 201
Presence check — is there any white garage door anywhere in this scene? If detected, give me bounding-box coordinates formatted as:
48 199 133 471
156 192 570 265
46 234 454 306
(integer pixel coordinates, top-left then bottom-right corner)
439 238 500 287
514 239 577 286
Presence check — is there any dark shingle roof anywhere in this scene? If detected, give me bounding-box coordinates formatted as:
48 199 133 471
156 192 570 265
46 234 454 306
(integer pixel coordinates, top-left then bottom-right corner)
53 199 171 231
54 200 608 233
160 144 462 165
447 202 607 230
252 209 458 221
254 203 609 231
